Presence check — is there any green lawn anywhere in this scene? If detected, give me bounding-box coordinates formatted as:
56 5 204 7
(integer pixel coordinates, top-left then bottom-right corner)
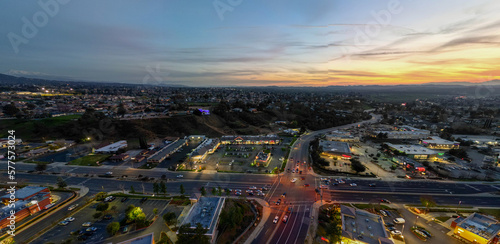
68 154 109 166
478 208 500 219
352 204 394 210
25 160 52 165
0 114 81 139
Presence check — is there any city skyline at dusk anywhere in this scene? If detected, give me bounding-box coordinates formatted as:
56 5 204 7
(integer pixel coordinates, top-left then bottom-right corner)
2 0 500 86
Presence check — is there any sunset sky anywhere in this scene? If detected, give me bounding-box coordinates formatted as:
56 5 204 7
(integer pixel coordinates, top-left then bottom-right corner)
1 0 500 86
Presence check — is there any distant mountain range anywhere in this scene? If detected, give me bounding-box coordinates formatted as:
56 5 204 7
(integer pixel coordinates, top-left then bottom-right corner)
0 72 499 88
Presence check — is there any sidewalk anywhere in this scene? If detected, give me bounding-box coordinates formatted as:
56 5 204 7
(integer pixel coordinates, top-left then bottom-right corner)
305 200 323 244
243 198 271 244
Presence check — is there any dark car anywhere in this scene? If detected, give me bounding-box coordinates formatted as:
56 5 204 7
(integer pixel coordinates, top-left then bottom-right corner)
381 199 391 204
369 183 376 187
103 214 112 220
121 197 128 202
78 235 89 241
140 197 147 203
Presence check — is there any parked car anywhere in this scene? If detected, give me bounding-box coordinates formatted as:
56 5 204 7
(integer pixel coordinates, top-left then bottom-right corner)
82 222 92 227
122 225 129 233
121 197 128 202
176 174 183 178
140 197 147 203
393 218 405 224
103 214 112 220
379 210 388 217
369 183 376 187
391 230 402 236
291 178 297 183
304 184 310 187
350 183 357 187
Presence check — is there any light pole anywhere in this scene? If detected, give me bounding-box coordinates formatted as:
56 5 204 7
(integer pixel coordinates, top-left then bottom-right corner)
414 216 419 227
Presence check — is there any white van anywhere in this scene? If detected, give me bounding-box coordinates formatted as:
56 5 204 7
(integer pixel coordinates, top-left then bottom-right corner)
393 218 405 224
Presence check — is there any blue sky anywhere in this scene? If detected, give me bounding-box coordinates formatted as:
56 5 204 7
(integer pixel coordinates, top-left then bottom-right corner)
1 0 499 86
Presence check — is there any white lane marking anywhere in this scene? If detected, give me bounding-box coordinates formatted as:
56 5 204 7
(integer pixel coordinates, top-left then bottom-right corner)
282 205 302 244
294 205 309 244
78 178 92 185
465 184 480 191
490 185 500 190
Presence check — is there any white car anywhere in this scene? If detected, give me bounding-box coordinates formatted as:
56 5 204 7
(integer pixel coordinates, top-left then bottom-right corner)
65 217 75 222
82 222 92 227
391 230 402 236
393 218 405 224
291 178 297 183
58 221 69 226
273 216 279 224
379 210 388 217
350 183 357 187
249 186 257 190
176 174 183 178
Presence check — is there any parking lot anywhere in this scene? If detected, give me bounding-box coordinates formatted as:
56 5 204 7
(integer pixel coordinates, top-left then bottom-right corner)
200 142 287 173
32 197 176 244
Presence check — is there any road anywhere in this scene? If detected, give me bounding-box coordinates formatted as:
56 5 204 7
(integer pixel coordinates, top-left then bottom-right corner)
4 114 500 243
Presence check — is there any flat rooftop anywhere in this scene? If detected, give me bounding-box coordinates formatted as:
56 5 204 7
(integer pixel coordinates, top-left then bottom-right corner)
116 232 154 244
221 135 280 141
179 197 225 236
457 213 500 240
319 140 351 154
149 139 186 161
421 136 458 145
95 140 127 152
386 143 437 155
1 186 47 200
190 138 219 157
341 205 392 244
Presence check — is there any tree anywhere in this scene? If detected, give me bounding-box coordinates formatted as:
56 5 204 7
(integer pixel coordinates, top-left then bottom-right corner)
193 109 202 116
93 212 103 219
211 187 216 195
180 184 185 195
127 206 146 222
153 208 158 216
420 196 437 213
106 222 120 236
95 192 108 201
117 103 127 117
96 202 109 212
160 181 167 195
35 163 47 172
139 136 148 149
350 159 366 174
201 187 206 196
163 212 177 226
153 182 160 195
57 177 67 188
2 103 19 117
176 223 210 244
217 186 222 196
130 185 135 193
